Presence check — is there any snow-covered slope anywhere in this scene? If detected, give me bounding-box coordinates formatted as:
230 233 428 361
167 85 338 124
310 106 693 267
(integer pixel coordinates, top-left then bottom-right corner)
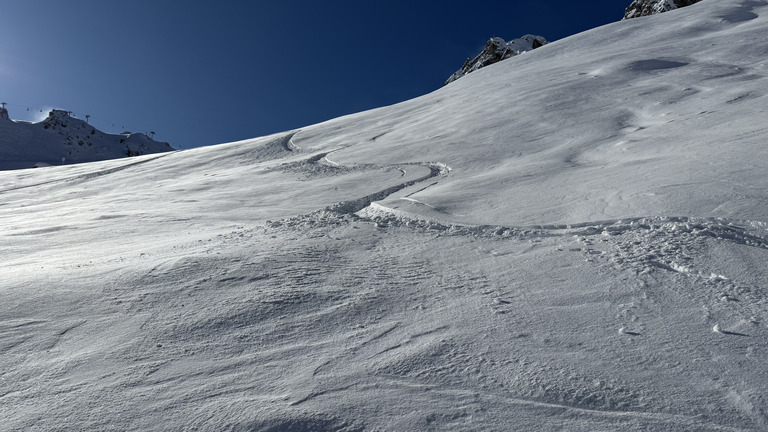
3 0 768 430
0 109 173 170
445 35 548 85
624 0 704 19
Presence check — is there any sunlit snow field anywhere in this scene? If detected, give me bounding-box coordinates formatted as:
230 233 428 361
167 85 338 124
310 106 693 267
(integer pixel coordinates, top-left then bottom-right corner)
2 1 768 430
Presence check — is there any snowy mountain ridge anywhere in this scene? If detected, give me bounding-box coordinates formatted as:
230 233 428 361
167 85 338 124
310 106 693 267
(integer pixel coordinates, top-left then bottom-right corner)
444 35 547 85
0 108 173 170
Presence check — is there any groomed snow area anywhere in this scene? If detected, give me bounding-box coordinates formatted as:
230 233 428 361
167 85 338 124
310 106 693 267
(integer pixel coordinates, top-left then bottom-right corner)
2 1 768 430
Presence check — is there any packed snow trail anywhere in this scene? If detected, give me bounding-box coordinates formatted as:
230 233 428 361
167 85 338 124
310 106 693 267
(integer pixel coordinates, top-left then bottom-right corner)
0 152 172 193
274 131 452 216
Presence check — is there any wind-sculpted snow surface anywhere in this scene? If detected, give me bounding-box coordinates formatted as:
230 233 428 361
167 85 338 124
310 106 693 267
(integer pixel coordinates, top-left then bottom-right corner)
3 0 768 430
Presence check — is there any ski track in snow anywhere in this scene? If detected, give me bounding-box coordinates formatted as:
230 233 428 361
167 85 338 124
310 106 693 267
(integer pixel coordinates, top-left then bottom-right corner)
225 127 768 430
4 126 765 431
0 152 172 193
5 1 768 429
264 132 451 216
2 111 767 432
3 129 768 430
256 130 768 429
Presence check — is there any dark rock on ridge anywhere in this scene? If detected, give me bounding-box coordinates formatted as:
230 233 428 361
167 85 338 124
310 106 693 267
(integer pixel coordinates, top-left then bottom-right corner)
445 35 548 85
624 0 704 19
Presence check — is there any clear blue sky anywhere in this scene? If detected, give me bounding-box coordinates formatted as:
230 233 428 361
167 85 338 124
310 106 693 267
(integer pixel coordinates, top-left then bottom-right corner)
0 1 624 149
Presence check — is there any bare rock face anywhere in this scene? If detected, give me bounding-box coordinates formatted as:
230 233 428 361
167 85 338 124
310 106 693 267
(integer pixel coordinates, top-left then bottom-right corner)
445 35 548 85
624 0 703 19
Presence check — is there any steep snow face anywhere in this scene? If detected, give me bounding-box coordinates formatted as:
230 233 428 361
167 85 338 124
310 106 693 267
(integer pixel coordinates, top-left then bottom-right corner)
3 0 768 431
444 35 548 85
0 109 174 170
300 0 768 227
624 0 704 19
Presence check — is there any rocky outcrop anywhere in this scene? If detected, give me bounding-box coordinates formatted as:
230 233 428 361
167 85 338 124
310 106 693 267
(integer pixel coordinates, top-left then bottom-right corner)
445 35 548 85
624 0 703 19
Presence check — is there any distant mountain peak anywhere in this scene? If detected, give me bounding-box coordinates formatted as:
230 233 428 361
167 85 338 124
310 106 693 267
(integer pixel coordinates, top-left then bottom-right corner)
48 108 72 118
42 109 83 129
624 0 704 19
445 35 548 85
0 108 174 170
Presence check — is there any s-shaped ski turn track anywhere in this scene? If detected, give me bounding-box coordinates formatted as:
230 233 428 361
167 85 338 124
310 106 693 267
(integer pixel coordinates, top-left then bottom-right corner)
281 132 452 218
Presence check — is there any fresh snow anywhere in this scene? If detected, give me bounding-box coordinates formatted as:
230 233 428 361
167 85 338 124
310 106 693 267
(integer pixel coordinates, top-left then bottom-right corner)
2 0 768 430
